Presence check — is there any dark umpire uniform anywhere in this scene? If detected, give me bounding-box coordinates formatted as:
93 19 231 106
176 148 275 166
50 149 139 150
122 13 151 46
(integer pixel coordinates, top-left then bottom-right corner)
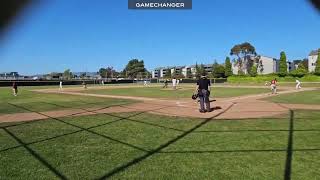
196 75 211 113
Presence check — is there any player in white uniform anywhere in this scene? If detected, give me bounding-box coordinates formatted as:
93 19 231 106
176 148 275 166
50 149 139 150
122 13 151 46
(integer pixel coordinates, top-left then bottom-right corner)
295 79 301 90
172 78 177 90
59 81 63 90
144 80 148 86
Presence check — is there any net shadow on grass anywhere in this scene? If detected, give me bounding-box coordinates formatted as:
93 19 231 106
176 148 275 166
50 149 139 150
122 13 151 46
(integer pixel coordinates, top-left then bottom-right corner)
96 103 236 179
0 102 132 129
6 103 174 152
0 101 195 153
2 101 319 180
2 128 68 180
44 101 190 133
1 102 177 179
284 110 294 180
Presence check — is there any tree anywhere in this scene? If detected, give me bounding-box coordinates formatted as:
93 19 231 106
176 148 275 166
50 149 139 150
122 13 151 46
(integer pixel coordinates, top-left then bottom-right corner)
194 63 200 78
315 49 320 75
105 66 114 79
230 42 256 74
123 59 145 79
302 58 309 70
63 69 73 80
212 62 225 78
254 56 264 74
249 64 258 77
164 68 171 78
80 72 86 79
290 63 307 78
224 57 233 77
144 71 151 79
279 51 288 77
186 68 192 78
99 68 107 78
198 64 207 76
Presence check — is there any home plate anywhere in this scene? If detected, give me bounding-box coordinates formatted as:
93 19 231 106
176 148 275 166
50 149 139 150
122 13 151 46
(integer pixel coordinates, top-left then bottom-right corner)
176 101 187 107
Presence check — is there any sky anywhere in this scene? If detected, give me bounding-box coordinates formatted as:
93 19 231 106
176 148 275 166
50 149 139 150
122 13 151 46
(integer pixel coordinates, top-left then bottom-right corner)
0 0 319 75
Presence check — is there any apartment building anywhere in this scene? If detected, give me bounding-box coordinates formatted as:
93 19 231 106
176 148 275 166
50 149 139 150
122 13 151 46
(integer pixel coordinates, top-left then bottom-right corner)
308 49 319 72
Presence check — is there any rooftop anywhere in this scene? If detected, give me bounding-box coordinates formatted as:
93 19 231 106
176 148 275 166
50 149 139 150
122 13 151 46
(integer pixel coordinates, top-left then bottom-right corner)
309 49 319 56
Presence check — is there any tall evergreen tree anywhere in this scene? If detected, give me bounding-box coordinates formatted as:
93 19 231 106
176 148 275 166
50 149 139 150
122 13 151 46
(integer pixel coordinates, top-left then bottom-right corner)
195 63 206 78
279 51 288 77
315 49 320 75
194 63 199 78
199 64 207 76
224 57 233 77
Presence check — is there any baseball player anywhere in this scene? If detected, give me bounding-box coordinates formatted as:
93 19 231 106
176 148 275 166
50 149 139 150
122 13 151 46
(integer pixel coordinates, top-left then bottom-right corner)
172 77 177 90
295 79 301 90
163 79 168 88
12 82 18 96
59 81 63 90
270 78 277 94
82 81 87 89
144 80 148 86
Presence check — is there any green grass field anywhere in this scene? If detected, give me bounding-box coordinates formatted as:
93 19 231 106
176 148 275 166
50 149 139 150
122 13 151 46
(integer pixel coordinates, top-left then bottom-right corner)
86 87 270 99
1 85 319 179
265 90 320 105
1 110 319 179
0 87 135 115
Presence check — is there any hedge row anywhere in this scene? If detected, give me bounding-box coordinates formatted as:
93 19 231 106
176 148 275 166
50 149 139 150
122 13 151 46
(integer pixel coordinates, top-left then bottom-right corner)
227 74 320 83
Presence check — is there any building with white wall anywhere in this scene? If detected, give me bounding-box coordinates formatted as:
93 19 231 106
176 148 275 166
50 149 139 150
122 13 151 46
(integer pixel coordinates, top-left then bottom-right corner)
308 49 319 72
152 68 161 78
287 62 295 72
152 64 213 78
232 55 279 75
257 56 279 74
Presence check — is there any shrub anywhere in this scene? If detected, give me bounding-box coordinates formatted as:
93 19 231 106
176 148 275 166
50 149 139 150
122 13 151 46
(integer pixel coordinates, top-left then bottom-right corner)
227 73 320 83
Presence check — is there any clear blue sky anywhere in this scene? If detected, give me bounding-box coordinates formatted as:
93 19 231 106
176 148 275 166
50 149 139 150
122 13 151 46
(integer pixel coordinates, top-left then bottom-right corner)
0 0 319 75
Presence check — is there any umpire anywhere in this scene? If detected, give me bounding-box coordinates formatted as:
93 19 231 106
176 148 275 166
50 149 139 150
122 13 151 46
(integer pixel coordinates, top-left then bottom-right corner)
195 74 212 113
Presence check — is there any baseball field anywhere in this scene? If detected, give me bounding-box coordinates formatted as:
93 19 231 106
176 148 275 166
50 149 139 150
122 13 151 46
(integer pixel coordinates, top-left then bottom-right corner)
1 84 319 179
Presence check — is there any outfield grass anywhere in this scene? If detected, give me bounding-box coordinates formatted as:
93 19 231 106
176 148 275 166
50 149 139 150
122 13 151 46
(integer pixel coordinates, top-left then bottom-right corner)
85 87 271 99
265 90 320 105
0 87 135 115
1 110 319 179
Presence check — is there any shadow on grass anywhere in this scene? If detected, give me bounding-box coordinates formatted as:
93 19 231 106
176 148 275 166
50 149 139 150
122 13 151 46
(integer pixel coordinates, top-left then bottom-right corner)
96 103 235 179
2 128 68 180
284 110 294 180
0 102 174 179
2 101 318 180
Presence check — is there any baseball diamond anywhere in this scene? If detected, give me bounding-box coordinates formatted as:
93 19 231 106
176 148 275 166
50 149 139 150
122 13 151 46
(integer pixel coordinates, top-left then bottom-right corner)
1 0 320 179
1 83 320 179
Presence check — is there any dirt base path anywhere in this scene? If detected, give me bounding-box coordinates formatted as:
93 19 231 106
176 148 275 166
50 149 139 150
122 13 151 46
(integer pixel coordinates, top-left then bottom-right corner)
0 87 319 123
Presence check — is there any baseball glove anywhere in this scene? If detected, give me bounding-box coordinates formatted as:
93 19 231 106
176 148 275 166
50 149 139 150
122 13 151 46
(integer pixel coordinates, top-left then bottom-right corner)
192 93 198 100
